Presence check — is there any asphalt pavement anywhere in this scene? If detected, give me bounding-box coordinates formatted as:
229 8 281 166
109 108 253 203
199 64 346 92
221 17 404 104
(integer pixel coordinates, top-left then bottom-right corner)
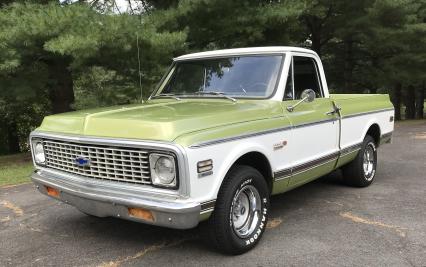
1 121 425 267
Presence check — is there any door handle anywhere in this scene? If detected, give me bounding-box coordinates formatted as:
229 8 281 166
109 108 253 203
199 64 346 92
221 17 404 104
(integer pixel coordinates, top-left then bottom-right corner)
326 106 341 116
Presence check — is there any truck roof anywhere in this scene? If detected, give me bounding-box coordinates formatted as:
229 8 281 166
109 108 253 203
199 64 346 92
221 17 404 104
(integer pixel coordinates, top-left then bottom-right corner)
174 46 317 61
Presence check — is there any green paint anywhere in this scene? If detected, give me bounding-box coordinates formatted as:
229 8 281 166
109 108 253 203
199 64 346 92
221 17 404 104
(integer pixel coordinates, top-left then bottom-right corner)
37 94 393 150
272 160 336 195
330 94 392 118
175 115 290 147
199 211 212 221
38 99 284 143
271 178 290 195
282 98 337 125
335 150 359 168
289 160 336 187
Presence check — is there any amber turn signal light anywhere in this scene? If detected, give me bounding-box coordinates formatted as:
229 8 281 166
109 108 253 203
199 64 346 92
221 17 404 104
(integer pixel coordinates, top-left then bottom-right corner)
46 186 60 198
128 207 154 222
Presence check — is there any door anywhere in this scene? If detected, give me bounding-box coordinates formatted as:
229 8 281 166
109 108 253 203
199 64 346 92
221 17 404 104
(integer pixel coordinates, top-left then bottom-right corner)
283 55 340 187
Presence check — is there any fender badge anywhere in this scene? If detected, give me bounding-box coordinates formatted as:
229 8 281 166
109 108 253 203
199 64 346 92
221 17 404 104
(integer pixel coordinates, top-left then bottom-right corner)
273 141 287 150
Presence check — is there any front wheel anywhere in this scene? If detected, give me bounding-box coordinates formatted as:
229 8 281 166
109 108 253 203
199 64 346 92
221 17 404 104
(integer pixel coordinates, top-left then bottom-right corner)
342 135 377 187
206 165 270 255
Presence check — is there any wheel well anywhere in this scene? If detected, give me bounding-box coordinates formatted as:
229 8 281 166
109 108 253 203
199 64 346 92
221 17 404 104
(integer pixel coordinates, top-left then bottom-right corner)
233 152 273 193
366 124 381 146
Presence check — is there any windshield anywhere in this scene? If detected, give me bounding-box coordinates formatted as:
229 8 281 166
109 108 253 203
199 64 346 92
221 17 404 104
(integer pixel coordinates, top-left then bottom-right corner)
157 55 283 98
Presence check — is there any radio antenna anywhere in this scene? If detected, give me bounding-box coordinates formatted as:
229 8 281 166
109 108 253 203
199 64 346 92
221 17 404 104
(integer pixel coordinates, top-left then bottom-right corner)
137 33 144 103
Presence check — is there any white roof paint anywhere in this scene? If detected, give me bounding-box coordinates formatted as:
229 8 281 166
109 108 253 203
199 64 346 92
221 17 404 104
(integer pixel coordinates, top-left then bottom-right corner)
174 46 317 61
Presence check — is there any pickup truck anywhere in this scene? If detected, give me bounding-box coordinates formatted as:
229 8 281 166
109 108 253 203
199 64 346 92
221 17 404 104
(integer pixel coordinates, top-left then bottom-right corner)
30 47 394 254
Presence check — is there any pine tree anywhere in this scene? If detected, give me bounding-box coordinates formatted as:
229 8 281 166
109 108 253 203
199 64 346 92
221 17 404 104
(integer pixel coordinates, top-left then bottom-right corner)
0 1 186 153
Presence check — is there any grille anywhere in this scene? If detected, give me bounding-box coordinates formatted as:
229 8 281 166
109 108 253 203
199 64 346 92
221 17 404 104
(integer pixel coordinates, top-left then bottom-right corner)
43 139 152 185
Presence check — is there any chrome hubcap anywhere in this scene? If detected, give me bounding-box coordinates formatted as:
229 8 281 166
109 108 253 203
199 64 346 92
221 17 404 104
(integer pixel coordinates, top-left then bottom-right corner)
363 144 375 180
231 184 261 238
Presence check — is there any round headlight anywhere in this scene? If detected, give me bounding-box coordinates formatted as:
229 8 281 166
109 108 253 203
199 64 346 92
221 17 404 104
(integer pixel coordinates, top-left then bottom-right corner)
154 156 175 184
34 142 45 164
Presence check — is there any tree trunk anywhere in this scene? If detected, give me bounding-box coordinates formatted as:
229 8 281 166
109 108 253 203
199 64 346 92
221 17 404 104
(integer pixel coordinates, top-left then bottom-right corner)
344 38 354 93
405 85 415 119
391 82 402 121
415 82 425 119
305 17 322 56
48 58 74 114
311 29 322 56
7 121 20 154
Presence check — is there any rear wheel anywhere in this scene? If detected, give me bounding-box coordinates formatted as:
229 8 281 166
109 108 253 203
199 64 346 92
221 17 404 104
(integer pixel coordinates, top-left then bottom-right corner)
206 165 269 255
342 135 377 187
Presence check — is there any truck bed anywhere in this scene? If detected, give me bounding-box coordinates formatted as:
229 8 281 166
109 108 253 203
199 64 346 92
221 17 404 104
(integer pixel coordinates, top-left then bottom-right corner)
330 94 394 117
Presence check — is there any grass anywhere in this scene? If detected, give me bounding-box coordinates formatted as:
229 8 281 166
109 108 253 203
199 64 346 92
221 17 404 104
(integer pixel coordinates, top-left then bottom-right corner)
0 153 34 187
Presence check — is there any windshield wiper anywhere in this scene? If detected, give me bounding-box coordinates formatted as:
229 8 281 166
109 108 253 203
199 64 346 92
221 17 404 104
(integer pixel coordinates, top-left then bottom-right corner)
194 91 237 102
150 93 181 101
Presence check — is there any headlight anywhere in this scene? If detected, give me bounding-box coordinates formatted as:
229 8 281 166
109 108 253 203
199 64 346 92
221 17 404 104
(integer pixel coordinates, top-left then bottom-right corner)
149 153 177 188
33 141 46 164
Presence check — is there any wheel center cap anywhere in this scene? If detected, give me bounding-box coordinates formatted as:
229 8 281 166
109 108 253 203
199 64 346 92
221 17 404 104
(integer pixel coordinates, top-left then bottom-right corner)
240 207 246 215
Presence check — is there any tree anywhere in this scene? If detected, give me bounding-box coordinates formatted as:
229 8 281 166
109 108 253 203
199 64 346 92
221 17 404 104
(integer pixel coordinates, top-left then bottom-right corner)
314 0 375 93
0 2 185 112
0 1 186 154
364 0 426 120
298 0 341 56
151 0 304 50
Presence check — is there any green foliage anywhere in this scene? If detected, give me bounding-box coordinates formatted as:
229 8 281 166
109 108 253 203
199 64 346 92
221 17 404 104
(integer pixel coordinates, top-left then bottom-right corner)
366 0 426 83
0 2 186 82
155 0 304 50
73 66 139 109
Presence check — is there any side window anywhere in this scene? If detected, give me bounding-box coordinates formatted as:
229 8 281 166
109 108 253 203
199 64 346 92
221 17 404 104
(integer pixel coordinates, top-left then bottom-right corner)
283 59 293 100
293 56 323 99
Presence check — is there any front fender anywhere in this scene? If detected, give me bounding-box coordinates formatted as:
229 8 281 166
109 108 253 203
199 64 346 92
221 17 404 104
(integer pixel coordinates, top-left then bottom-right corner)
183 140 273 202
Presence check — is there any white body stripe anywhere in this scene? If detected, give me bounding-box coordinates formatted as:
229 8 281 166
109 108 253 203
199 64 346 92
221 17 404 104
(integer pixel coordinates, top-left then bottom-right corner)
185 109 393 204
341 110 394 150
185 127 292 201
288 120 339 168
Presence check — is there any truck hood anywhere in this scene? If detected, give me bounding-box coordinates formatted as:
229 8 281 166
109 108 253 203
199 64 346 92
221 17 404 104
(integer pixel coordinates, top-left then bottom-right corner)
38 99 283 142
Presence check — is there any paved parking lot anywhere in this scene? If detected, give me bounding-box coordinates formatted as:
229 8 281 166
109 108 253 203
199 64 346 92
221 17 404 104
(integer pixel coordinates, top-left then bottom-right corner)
1 121 425 267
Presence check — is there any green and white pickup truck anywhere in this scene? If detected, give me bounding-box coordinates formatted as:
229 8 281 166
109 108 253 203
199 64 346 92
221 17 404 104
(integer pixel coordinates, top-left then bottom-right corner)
30 47 394 254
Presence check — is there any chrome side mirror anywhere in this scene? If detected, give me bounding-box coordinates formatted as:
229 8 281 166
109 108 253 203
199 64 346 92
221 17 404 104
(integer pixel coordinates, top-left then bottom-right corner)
286 89 315 112
301 89 315 103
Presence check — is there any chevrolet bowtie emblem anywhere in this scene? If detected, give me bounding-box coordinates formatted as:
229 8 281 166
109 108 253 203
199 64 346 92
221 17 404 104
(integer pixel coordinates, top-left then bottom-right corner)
75 156 90 167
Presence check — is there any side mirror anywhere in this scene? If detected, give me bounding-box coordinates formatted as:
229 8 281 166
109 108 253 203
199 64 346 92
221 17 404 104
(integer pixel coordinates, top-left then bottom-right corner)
301 89 315 103
286 89 316 112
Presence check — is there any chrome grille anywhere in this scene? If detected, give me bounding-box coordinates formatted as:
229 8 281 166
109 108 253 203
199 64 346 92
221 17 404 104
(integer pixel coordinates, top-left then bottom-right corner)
43 139 152 185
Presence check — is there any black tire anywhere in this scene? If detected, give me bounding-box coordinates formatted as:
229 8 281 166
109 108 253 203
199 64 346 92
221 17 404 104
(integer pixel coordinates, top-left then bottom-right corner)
206 165 270 255
342 135 377 187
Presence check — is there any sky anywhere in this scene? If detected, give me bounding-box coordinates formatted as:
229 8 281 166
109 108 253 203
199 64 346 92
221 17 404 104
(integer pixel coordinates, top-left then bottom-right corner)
60 0 133 13
114 0 132 12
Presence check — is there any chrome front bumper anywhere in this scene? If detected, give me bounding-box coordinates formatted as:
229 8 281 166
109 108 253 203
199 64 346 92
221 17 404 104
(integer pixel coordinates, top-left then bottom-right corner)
31 170 201 229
